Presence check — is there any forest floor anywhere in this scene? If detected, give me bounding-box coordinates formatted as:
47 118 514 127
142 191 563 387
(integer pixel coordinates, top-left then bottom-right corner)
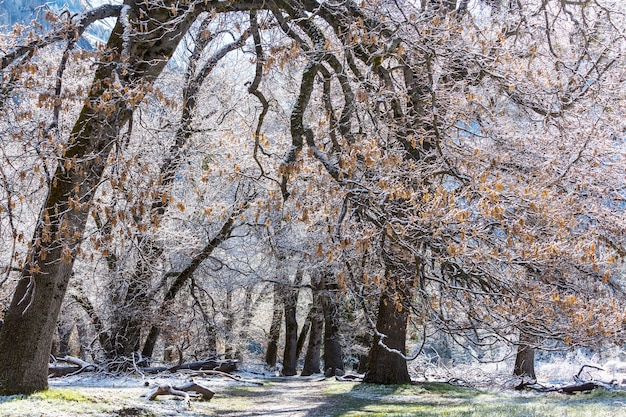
0 370 626 417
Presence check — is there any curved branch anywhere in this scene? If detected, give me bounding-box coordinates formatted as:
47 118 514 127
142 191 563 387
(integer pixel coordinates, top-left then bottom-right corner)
248 10 271 178
1 4 124 71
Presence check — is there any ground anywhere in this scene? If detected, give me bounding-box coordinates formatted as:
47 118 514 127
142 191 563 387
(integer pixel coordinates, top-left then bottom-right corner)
0 370 626 416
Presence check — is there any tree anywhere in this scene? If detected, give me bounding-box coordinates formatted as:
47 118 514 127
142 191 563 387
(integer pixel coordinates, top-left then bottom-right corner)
0 0 257 394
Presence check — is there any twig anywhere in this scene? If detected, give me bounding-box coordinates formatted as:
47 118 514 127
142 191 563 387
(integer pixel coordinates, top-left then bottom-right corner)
575 364 604 382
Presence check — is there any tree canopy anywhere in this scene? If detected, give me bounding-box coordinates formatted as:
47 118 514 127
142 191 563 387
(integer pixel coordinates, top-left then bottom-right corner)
0 0 625 394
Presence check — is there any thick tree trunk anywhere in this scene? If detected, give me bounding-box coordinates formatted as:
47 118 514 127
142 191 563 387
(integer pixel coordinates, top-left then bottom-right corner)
301 307 323 376
281 270 302 376
301 277 324 376
363 263 412 385
282 299 298 375
0 95 118 395
363 291 410 384
265 284 283 367
513 332 536 379
322 273 343 376
0 1 200 394
108 264 153 360
296 307 312 361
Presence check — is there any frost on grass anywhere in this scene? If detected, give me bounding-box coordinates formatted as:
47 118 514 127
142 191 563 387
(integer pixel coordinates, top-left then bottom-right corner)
1 356 626 417
0 374 218 417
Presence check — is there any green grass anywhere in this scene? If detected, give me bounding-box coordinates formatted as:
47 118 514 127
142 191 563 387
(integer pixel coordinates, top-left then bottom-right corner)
30 388 93 402
321 382 626 417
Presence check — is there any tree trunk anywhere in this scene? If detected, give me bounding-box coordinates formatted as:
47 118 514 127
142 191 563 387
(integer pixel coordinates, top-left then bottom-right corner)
296 307 312 361
108 262 153 359
363 292 410 384
513 332 536 379
0 1 200 394
301 277 324 376
281 270 302 376
57 322 75 358
265 284 283 367
188 278 218 357
355 333 371 374
322 273 343 376
234 287 255 361
363 263 411 385
301 307 323 376
224 289 236 358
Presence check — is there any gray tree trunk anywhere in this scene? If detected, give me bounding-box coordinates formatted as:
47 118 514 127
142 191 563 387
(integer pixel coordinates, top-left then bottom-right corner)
301 276 324 376
265 284 283 367
281 270 302 376
322 273 343 376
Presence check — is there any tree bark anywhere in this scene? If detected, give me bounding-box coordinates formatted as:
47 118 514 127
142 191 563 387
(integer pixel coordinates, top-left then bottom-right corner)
296 307 312 361
108 261 153 359
363 292 410 384
301 276 324 376
363 264 411 385
265 284 283 367
322 273 343 376
281 270 302 376
0 0 200 394
513 332 536 379
234 287 255 361
301 307 323 376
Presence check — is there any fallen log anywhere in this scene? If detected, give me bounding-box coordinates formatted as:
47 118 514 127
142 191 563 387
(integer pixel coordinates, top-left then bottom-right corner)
560 382 602 394
48 365 82 377
48 355 100 377
142 381 215 406
189 369 264 385
516 380 614 394
141 359 238 374
335 374 363 382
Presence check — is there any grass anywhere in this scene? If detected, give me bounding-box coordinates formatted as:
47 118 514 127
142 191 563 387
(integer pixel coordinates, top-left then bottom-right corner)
30 388 93 402
211 378 626 417
0 378 624 416
320 382 626 417
0 386 170 417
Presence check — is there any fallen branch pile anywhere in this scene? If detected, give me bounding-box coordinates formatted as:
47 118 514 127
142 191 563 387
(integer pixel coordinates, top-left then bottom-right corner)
515 364 625 394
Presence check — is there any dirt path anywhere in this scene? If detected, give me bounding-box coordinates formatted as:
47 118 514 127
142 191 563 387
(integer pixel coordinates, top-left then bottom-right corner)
211 376 344 417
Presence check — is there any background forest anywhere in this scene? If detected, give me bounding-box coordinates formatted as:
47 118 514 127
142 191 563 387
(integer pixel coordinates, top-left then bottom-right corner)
1 0 626 396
